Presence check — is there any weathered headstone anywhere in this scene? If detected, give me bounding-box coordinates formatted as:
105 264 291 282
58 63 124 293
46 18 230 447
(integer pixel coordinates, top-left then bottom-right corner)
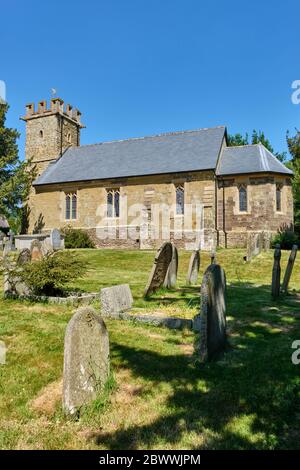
282 244 298 294
144 242 173 296
100 284 133 316
163 244 178 289
17 248 31 265
63 307 110 415
30 240 43 262
271 244 281 299
50 228 61 250
186 250 200 285
194 264 227 362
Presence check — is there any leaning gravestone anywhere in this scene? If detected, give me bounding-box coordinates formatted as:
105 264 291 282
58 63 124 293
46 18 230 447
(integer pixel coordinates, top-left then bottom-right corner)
271 244 281 299
194 264 227 362
63 307 110 415
30 240 43 262
50 228 61 250
163 244 178 289
282 244 298 294
186 250 200 285
144 242 173 296
100 284 133 317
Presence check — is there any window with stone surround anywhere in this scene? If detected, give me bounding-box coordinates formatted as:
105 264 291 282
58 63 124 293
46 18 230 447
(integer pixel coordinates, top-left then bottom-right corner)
276 184 282 212
107 188 120 218
238 185 247 212
65 192 77 220
176 185 184 215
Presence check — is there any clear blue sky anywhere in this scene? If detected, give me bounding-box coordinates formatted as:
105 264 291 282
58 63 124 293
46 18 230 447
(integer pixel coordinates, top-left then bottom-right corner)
1 0 300 160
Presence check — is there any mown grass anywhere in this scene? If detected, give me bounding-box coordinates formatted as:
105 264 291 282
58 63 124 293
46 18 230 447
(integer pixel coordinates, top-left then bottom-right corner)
0 248 299 449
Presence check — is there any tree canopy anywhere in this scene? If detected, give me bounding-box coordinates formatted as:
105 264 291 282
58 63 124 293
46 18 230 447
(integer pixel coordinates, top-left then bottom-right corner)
0 103 34 232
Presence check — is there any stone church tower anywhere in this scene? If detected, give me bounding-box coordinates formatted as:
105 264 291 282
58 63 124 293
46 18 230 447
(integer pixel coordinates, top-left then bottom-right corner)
21 97 84 177
21 98 84 232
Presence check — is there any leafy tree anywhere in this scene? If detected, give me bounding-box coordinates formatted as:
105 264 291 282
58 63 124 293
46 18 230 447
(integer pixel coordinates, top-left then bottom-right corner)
228 129 286 161
287 129 300 235
0 103 34 232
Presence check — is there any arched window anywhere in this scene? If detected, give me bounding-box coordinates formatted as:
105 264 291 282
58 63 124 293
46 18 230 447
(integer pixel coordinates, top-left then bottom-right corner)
65 193 71 220
106 189 120 218
176 185 184 215
276 184 282 212
65 192 77 220
67 132 71 144
71 193 77 219
39 130 44 138
239 185 247 212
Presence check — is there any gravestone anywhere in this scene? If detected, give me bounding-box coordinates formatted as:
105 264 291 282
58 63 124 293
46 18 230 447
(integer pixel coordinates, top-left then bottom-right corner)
30 240 43 262
163 244 178 289
63 307 110 415
282 244 298 294
100 284 133 316
3 239 11 257
144 242 173 296
50 228 61 250
17 248 31 265
194 264 227 362
271 244 281 299
186 250 200 285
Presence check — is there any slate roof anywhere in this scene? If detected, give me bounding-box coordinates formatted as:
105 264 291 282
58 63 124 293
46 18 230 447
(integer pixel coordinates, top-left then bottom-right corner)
34 126 226 185
34 126 292 186
217 144 293 176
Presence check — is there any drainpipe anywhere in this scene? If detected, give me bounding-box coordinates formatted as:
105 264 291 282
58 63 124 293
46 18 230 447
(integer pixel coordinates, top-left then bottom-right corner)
214 173 219 246
222 179 227 248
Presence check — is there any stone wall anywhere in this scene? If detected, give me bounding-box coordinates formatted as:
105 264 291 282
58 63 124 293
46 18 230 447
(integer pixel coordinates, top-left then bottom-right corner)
217 173 293 248
30 170 216 249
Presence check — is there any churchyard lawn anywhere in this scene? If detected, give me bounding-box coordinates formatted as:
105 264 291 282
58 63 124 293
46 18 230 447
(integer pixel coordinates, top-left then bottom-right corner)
0 248 300 449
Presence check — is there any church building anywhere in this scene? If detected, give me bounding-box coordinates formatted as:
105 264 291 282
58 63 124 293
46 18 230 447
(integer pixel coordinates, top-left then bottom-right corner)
21 98 294 249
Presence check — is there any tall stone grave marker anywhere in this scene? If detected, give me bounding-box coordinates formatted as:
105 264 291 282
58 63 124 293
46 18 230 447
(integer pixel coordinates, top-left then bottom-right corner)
144 242 173 296
50 228 61 250
63 307 110 415
186 250 200 285
163 244 178 289
194 264 227 362
282 244 298 294
271 244 281 299
30 240 43 262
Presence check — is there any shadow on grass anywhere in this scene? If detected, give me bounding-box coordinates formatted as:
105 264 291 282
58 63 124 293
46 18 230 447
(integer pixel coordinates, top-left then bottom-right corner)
94 283 300 450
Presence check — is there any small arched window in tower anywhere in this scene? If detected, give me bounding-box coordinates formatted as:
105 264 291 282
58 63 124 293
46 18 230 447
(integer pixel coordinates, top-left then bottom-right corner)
239 185 247 212
67 132 71 144
276 184 282 212
39 130 44 138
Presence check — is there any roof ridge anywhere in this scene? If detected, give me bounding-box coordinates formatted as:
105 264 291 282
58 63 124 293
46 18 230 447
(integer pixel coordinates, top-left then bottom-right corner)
71 125 226 149
225 143 261 149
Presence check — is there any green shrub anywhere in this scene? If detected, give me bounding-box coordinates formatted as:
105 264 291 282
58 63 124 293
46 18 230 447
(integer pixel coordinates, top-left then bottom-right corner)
20 251 87 296
62 226 95 249
271 231 299 250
